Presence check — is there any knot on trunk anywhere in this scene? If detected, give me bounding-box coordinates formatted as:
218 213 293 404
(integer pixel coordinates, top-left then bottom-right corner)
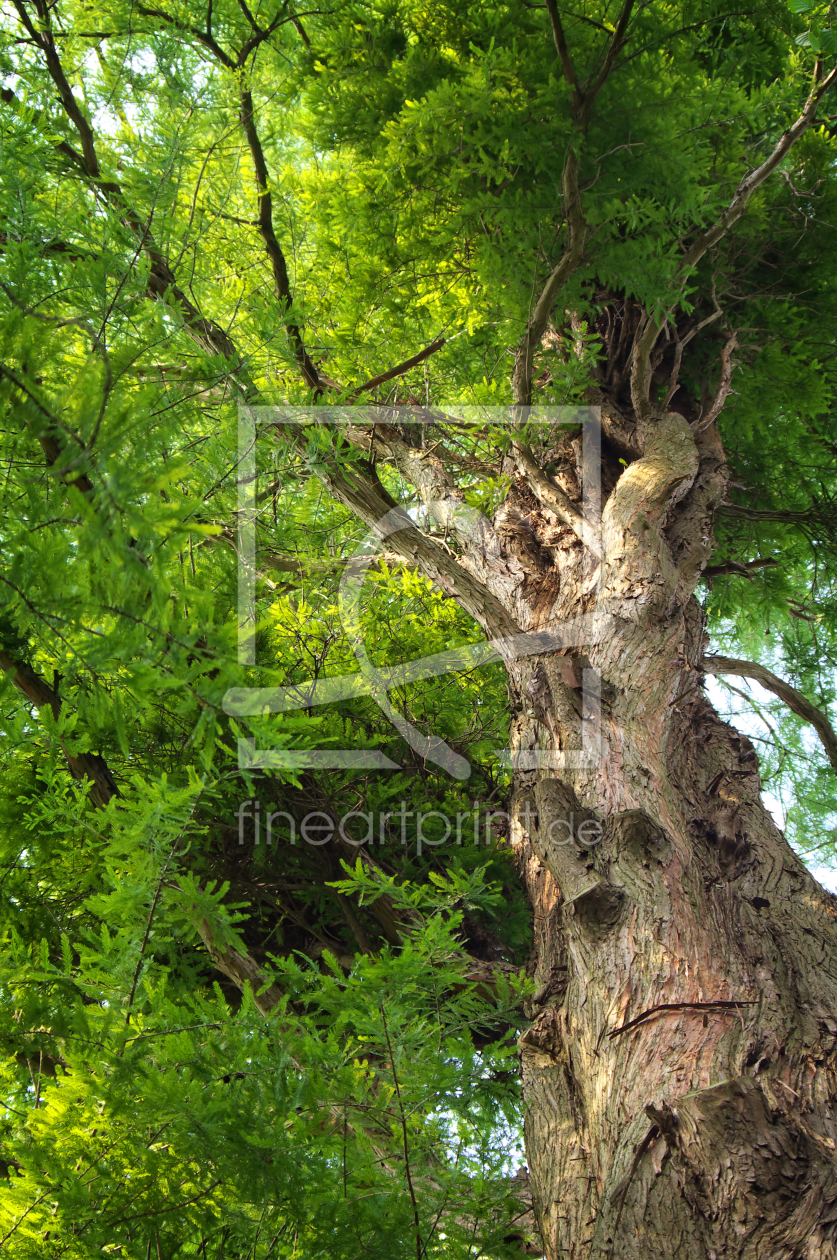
609 809 672 863
518 1006 562 1062
521 781 626 933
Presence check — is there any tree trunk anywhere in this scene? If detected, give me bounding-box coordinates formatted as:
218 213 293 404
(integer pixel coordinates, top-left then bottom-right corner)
465 409 837 1258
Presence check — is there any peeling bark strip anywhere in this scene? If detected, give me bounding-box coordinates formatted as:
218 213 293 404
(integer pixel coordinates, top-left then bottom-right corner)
607 999 756 1040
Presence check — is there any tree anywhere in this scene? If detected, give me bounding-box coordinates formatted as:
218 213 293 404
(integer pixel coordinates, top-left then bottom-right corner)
2 0 837 1256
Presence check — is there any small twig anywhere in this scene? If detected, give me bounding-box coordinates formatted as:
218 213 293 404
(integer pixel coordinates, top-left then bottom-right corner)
380 1005 424 1260
123 789 208 1027
662 302 725 406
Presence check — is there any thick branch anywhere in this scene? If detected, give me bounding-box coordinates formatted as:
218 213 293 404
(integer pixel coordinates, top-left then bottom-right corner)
264 415 517 642
601 411 700 608
135 3 235 66
701 655 837 773
194 918 282 1015
305 452 523 648
578 0 635 130
512 3 635 405
694 331 738 432
9 27 516 653
702 557 779 580
717 503 834 526
238 87 322 390
0 85 88 174
134 1 300 69
363 422 461 506
122 9 323 391
543 0 581 102
12 0 102 172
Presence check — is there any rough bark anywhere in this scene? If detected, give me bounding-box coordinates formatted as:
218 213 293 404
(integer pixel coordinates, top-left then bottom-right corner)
455 410 837 1258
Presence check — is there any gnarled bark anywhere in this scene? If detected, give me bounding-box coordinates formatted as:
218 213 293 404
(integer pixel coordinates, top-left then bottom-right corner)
470 409 837 1259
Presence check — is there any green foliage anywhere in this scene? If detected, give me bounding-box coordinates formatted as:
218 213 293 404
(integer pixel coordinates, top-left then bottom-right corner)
0 769 530 1256
2 0 837 1251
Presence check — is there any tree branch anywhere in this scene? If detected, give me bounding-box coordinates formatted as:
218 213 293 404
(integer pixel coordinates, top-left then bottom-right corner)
543 0 581 103
106 1 326 391
351 338 445 397
0 651 119 806
631 62 837 415
5 9 252 393
511 148 586 405
513 1 636 405
694 331 738 432
717 503 836 525
304 454 523 647
194 917 283 1015
701 557 779 580
701 655 837 773
512 442 601 554
578 0 635 130
134 2 236 66
380 1004 424 1260
662 303 724 407
12 0 103 171
11 2 525 656
238 86 323 391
